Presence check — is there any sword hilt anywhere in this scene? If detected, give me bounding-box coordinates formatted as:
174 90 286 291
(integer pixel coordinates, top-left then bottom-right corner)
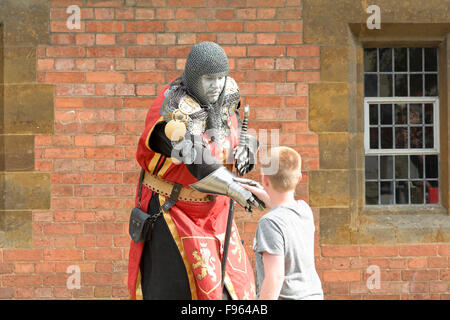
239 105 250 147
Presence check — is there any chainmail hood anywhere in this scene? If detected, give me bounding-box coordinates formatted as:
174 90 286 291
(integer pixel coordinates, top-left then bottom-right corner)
182 42 229 106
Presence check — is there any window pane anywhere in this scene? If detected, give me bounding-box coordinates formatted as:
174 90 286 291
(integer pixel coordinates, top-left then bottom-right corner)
394 74 408 96
394 48 407 72
424 104 433 124
369 104 378 125
370 127 379 149
411 181 424 204
409 48 423 72
366 181 379 205
395 155 408 179
365 156 378 180
381 127 393 149
379 74 393 97
380 104 392 124
424 48 437 72
379 48 392 72
365 74 378 97
425 74 438 96
409 104 422 124
410 127 423 148
410 155 424 179
395 127 407 148
380 156 393 179
364 48 378 72
425 155 438 178
426 181 439 204
380 181 394 204
396 181 409 204
425 127 434 148
395 104 407 124
410 74 423 96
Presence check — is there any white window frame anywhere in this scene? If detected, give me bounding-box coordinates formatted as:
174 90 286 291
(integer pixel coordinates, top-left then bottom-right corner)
364 97 440 155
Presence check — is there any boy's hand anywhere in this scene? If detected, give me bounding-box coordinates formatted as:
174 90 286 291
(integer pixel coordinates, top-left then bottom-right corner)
227 181 265 212
239 183 270 209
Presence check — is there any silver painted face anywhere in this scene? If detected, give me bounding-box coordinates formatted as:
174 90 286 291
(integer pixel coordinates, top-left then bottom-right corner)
200 74 226 104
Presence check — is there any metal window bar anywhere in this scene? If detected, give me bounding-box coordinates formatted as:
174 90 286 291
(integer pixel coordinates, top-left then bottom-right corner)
422 48 425 96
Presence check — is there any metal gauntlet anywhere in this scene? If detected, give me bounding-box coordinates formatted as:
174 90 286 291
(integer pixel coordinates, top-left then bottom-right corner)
189 167 265 211
234 134 258 176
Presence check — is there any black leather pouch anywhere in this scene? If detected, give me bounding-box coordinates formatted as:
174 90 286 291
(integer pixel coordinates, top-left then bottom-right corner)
129 207 151 243
129 169 151 244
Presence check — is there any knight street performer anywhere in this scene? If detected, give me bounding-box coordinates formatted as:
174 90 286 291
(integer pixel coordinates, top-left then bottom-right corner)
128 42 264 300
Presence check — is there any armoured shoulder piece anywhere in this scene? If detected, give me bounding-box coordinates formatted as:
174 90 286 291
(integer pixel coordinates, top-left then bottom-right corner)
161 88 208 137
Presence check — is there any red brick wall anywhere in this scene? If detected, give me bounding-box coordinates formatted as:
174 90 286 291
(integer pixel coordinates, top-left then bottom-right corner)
0 0 448 300
318 244 450 299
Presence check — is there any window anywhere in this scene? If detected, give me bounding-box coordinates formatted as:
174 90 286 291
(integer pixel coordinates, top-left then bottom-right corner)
363 47 440 206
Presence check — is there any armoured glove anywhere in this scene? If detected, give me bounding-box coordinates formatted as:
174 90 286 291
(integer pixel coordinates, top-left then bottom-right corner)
233 135 258 176
190 167 265 212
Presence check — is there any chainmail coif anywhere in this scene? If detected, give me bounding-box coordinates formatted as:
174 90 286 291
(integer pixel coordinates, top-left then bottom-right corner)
182 42 229 106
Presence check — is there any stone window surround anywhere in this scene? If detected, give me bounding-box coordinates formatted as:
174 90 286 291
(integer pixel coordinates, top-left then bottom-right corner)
336 24 449 244
309 20 450 244
350 24 449 215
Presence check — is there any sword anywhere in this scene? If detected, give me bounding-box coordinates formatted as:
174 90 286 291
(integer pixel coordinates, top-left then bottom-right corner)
221 105 250 293
235 105 250 176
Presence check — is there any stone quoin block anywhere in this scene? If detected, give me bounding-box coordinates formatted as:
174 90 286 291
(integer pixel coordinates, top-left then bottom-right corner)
0 172 51 210
0 211 32 248
309 82 349 133
0 135 35 171
1 84 54 134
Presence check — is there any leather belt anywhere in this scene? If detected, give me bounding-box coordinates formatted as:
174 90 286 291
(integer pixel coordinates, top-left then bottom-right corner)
143 172 211 203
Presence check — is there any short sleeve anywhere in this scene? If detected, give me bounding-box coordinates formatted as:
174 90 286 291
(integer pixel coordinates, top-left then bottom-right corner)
254 218 284 256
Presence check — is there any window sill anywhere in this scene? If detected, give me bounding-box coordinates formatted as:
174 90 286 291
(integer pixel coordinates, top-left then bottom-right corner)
354 206 450 244
362 205 447 216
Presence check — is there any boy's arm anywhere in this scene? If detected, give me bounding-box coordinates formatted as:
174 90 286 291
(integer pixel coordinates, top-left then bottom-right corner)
258 252 284 300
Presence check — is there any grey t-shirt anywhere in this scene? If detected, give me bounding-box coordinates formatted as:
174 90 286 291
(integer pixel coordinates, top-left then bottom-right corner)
253 200 323 300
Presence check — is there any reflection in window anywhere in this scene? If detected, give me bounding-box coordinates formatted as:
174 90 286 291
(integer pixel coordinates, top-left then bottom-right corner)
365 155 439 205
